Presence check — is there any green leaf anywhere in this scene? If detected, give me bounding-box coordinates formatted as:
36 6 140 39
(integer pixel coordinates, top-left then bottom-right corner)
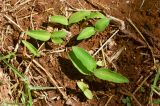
77 81 89 91
69 11 91 24
94 68 129 83
77 27 96 40
51 30 67 38
77 81 93 99
49 15 68 25
51 38 63 44
95 18 110 32
68 51 91 75
22 40 40 57
83 89 93 99
26 30 51 41
87 12 105 19
72 46 97 72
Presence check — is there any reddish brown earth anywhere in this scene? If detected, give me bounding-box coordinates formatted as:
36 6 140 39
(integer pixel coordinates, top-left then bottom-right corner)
0 0 160 106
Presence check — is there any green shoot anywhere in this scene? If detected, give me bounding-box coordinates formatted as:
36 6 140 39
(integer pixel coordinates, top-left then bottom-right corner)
68 50 92 75
69 11 91 24
51 30 67 38
22 40 40 57
122 96 132 106
87 11 105 19
51 38 63 44
95 18 110 32
94 68 129 83
26 30 51 41
51 30 67 44
69 46 129 83
77 27 96 40
72 46 97 72
77 81 93 99
49 15 68 25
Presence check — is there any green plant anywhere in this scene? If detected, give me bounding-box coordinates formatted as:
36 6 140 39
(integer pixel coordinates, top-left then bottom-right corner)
69 46 129 98
77 81 93 99
22 11 119 100
22 40 40 57
24 11 110 56
122 96 132 106
69 46 129 83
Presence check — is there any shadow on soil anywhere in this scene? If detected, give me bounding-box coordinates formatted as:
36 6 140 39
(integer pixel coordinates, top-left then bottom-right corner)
58 57 85 80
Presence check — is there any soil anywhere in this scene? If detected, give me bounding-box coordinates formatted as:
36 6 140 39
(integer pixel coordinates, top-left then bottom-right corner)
0 0 160 106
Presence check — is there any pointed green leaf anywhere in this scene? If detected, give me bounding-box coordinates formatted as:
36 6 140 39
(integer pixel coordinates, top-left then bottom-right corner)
72 46 97 72
83 89 93 99
69 11 91 24
94 68 129 83
68 51 91 75
87 12 105 19
95 18 110 32
77 81 89 91
49 15 68 25
51 38 63 44
51 30 67 38
77 27 96 40
26 30 51 41
22 40 40 57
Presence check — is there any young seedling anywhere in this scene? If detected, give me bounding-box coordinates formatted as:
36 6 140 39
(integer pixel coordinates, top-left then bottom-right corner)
86 11 106 19
51 30 67 44
94 18 110 32
68 46 129 98
22 40 40 57
122 96 132 106
77 81 93 99
68 11 91 24
26 30 51 41
25 11 110 46
77 27 96 40
49 15 68 25
69 46 129 83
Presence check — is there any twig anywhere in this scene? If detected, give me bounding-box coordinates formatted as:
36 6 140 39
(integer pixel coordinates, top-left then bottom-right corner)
127 18 156 64
133 72 153 94
140 0 146 9
105 95 114 106
26 54 73 105
120 90 142 106
110 47 124 62
3 14 24 31
93 30 119 56
100 40 107 67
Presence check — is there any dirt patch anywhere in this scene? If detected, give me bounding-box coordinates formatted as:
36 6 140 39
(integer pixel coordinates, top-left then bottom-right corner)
0 0 160 106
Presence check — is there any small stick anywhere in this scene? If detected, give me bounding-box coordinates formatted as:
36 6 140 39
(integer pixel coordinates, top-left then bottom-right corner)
127 18 156 64
105 95 114 106
93 30 119 56
26 54 73 105
120 90 142 106
133 72 153 94
3 14 24 31
100 40 107 67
